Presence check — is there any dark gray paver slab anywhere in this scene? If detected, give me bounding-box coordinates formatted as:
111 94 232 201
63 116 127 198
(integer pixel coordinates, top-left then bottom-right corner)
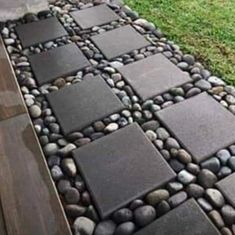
157 92 235 163
73 123 176 218
134 199 220 235
70 4 120 29
15 17 68 48
46 75 124 135
91 25 150 60
118 54 192 101
216 173 235 207
28 43 90 85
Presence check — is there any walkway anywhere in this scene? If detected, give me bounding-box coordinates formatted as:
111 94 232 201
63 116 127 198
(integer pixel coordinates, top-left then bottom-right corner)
1 0 235 234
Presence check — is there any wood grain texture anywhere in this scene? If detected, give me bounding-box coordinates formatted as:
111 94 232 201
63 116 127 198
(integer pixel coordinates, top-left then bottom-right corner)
0 113 72 235
0 197 7 235
0 36 26 121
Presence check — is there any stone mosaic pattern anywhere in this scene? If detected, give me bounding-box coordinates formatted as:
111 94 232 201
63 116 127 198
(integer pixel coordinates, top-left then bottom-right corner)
28 43 90 85
15 17 68 48
91 25 150 59
117 53 192 101
2 0 235 235
70 4 120 29
46 75 124 134
73 123 175 218
134 199 221 235
157 92 235 163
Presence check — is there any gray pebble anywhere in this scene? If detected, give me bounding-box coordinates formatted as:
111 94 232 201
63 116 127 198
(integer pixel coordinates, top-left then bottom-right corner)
141 120 159 131
200 157 221 173
153 139 164 149
58 143 76 157
61 158 77 177
186 183 204 198
134 205 156 227
146 189 170 206
228 157 235 170
208 210 224 229
168 191 187 208
43 143 59 156
66 204 86 218
205 188 225 208
94 220 116 235
112 208 133 224
114 222 135 235
185 88 201 98
197 198 213 212
127 198 143 210
85 205 99 222
47 155 60 167
225 95 235 105
225 85 235 96
229 105 235 114
221 227 233 235
169 159 184 172
229 145 235 155
165 137 180 149
216 149 231 165
183 54 195 65
134 18 155 31
75 138 91 147
73 216 95 235
145 130 157 141
29 105 42 118
195 79 212 90
177 149 192 164
57 179 71 194
161 101 173 108
201 69 211 79
218 166 232 178
94 121 105 132
167 182 183 194
198 169 217 188
65 187 80 204
155 200 170 216
177 62 189 71
177 170 196 185
187 163 200 175
49 123 60 134
51 165 63 181
221 205 235 225
208 76 225 86
170 87 185 97
4 38 15 45
156 127 170 141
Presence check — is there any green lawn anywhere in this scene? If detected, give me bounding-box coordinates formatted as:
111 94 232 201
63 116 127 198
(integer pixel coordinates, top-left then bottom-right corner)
124 0 235 85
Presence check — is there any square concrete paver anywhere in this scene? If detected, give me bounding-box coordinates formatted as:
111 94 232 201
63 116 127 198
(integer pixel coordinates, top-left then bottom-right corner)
28 43 90 85
73 123 176 218
118 54 192 101
216 173 235 207
157 92 235 163
15 17 68 48
70 4 120 29
134 199 220 235
46 75 124 134
91 25 150 60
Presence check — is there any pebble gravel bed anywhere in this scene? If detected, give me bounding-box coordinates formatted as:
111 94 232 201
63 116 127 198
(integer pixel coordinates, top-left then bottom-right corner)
1 0 235 234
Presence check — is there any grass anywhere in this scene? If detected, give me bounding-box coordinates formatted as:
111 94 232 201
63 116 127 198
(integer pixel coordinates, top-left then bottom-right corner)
124 0 235 85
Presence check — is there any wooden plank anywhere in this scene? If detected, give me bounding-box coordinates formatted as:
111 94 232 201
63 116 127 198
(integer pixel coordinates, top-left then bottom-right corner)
0 36 26 121
0 113 72 235
0 197 7 235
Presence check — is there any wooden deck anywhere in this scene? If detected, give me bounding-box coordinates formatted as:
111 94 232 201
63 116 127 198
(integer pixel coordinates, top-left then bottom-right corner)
0 36 72 235
0 37 26 120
